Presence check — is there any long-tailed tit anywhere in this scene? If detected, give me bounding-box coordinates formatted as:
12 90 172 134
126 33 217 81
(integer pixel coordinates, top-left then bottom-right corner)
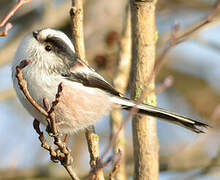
12 28 208 134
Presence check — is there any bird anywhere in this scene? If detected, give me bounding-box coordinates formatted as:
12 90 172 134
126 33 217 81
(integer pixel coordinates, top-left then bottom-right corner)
12 28 208 134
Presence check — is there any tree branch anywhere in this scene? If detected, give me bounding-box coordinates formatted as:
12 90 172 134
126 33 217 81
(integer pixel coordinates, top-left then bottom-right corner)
15 60 79 180
70 1 104 179
100 0 220 166
0 23 12 36
130 1 158 180
15 60 48 116
157 0 220 68
0 1 70 67
0 0 33 36
70 0 86 61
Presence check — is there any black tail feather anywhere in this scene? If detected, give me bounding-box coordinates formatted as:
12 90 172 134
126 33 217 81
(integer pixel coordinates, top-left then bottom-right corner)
110 96 209 133
123 106 209 133
108 94 208 133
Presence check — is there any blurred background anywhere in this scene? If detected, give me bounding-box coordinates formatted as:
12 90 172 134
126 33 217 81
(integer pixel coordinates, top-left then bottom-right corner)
0 0 219 179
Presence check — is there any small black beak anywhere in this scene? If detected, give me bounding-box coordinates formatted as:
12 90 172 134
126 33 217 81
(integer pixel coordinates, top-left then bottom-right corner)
33 30 39 40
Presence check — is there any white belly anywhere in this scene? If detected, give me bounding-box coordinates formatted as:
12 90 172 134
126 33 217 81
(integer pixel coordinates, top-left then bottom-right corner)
12 66 113 133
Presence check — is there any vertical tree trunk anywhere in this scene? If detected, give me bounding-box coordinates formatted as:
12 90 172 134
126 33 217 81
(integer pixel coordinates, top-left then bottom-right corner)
70 1 104 179
130 0 159 179
70 0 86 61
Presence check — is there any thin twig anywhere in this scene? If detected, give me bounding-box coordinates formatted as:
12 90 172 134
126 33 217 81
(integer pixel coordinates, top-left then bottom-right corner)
101 0 219 161
33 120 58 163
0 0 33 36
156 0 220 70
0 23 13 37
0 1 70 67
145 75 174 96
109 149 122 180
88 149 122 179
43 84 77 179
64 165 80 180
0 0 33 27
174 1 220 45
15 60 48 116
85 127 105 180
16 60 79 180
33 120 79 180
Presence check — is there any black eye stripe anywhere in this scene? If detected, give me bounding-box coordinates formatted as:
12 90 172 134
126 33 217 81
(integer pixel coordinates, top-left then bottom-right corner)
45 37 67 49
44 36 75 68
45 36 74 55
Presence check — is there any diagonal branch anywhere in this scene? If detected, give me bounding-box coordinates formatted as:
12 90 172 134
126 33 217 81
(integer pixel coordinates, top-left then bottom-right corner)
15 60 79 180
101 0 219 162
15 60 48 116
0 0 33 36
0 23 13 36
156 0 220 69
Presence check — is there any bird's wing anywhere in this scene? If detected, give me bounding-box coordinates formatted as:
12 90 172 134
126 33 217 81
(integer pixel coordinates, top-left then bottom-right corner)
62 58 121 96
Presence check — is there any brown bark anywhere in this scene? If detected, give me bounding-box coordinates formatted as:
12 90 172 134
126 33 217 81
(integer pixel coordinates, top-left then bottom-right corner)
70 1 104 179
70 0 86 61
130 0 159 179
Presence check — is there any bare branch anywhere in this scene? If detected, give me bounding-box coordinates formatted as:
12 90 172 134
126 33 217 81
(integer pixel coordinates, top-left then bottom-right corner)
146 75 174 96
0 23 13 36
70 1 104 179
70 0 86 61
130 1 159 179
85 128 105 180
109 149 122 180
101 1 220 161
15 60 48 116
16 60 79 180
174 1 220 44
33 120 79 180
0 0 33 36
88 149 122 179
156 0 220 71
0 1 70 67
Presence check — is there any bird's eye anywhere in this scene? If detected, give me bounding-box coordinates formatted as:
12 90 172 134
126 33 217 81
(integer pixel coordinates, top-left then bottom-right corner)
45 44 53 52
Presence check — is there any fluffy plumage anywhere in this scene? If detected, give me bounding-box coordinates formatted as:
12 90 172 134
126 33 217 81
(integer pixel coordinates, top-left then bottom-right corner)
12 28 208 134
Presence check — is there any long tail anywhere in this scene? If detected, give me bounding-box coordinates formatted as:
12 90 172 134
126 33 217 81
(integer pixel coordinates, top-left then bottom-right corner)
110 96 209 133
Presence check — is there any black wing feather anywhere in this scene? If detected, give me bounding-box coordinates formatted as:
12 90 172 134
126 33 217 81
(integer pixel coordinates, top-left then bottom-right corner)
62 58 121 96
